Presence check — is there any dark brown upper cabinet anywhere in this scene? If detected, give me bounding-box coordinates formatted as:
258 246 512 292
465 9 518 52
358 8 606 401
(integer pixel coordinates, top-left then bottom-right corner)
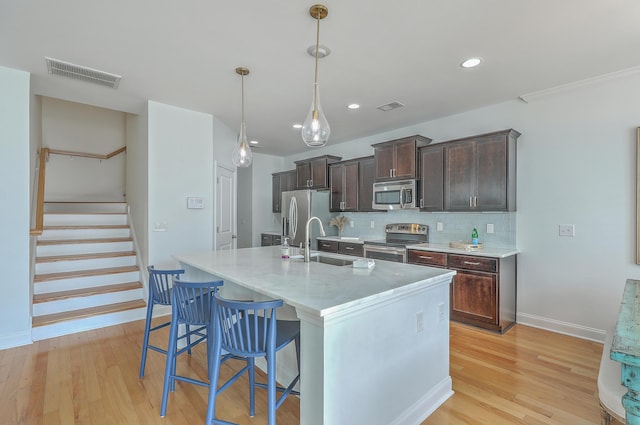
272 170 297 213
443 129 520 212
372 135 431 182
329 160 359 212
295 155 341 190
419 144 444 211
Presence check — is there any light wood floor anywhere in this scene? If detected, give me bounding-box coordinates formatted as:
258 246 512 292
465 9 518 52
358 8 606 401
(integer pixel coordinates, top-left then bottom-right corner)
0 319 620 425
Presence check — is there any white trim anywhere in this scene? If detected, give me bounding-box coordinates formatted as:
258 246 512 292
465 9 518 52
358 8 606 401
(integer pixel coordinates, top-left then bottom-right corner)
517 312 606 343
389 376 453 425
519 65 640 103
0 331 33 350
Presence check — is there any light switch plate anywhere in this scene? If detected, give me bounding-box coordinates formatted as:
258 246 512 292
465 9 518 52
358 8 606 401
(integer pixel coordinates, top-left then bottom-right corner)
487 223 494 234
559 224 575 237
187 197 204 209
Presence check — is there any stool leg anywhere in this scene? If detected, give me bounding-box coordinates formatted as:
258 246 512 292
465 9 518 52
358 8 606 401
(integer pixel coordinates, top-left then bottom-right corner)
206 328 223 425
267 347 276 425
139 301 154 378
248 357 256 417
160 315 179 417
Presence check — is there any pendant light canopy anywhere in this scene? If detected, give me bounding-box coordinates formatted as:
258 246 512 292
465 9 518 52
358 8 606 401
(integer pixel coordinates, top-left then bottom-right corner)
302 4 331 148
232 67 253 168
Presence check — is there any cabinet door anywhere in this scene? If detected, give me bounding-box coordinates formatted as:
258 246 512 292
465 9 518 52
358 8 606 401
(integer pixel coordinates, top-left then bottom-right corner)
357 157 376 212
444 141 475 210
393 139 417 179
451 270 498 325
475 136 508 210
296 163 311 188
374 144 395 180
261 234 273 246
329 165 343 212
419 145 443 210
272 174 281 213
343 162 359 211
282 170 297 192
310 158 328 189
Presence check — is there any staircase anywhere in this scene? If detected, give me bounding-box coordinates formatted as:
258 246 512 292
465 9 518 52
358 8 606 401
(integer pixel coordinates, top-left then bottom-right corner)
32 202 147 341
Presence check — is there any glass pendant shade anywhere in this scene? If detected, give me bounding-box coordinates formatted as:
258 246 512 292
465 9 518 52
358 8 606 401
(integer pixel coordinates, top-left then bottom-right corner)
302 84 330 147
232 122 253 168
232 67 252 168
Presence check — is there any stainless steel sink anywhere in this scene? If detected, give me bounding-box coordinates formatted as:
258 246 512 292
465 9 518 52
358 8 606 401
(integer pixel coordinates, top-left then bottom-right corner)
292 254 354 266
311 255 354 266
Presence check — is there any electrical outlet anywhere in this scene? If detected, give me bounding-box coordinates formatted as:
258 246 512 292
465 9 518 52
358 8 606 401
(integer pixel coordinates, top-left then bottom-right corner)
437 222 443 231
487 223 494 234
349 220 354 228
416 311 424 332
370 220 375 229
559 224 575 237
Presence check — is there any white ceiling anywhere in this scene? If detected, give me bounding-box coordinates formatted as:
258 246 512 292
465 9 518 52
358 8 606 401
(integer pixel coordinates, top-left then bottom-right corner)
2 1 640 156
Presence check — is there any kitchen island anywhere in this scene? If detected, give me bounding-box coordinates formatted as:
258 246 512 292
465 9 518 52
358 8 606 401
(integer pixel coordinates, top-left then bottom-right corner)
174 246 456 425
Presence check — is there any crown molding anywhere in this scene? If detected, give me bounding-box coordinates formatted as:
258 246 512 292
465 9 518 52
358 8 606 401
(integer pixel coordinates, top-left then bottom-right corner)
519 65 640 103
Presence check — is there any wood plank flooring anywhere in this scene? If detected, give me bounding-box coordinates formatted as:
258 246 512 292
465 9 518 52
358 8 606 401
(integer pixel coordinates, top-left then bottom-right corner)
0 320 620 425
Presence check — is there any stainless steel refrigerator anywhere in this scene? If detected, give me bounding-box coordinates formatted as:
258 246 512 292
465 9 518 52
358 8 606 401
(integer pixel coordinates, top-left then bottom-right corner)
281 190 335 250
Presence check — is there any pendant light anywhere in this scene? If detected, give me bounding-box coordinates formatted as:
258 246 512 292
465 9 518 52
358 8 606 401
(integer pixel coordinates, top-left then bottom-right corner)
302 4 330 147
232 67 253 168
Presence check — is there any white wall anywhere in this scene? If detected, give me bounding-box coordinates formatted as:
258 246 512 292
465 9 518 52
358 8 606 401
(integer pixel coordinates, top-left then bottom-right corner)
251 153 286 246
147 101 214 268
0 66 32 348
276 72 640 341
42 97 126 201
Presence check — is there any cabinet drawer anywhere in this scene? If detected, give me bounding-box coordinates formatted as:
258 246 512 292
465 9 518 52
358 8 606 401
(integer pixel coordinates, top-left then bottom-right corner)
272 235 282 245
338 242 363 257
318 240 339 253
448 254 497 273
408 250 447 267
261 234 272 246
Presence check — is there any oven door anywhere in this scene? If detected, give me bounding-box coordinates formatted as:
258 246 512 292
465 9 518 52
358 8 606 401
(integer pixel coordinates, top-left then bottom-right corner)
363 244 407 263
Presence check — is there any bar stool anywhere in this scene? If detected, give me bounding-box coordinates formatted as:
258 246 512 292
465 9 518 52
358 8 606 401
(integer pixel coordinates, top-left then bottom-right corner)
160 279 224 417
206 293 301 425
139 266 185 378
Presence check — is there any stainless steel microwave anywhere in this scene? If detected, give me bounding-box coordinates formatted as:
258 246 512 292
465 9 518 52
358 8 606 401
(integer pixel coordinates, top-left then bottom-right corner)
372 180 418 210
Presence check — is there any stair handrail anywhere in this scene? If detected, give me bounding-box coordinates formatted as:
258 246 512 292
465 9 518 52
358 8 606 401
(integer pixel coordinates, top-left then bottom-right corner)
47 146 126 160
30 147 49 236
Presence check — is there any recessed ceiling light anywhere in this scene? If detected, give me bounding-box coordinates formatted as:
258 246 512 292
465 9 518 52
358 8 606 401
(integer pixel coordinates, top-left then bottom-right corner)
347 103 360 110
461 57 482 68
249 140 259 145
292 124 302 129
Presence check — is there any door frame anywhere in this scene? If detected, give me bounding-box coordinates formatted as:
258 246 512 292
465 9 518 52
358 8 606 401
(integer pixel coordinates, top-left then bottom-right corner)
213 160 237 250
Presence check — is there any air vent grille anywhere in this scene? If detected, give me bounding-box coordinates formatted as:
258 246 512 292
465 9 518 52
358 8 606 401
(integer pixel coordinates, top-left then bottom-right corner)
45 57 121 89
377 101 404 112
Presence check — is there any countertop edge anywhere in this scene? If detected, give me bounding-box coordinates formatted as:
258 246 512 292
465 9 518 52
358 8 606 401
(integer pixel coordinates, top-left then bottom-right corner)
406 243 519 258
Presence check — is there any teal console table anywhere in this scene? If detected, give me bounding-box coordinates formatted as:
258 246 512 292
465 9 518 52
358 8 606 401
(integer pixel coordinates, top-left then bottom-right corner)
611 278 640 424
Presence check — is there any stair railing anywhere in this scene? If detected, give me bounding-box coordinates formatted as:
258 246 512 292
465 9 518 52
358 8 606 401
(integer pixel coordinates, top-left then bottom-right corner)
28 146 127 236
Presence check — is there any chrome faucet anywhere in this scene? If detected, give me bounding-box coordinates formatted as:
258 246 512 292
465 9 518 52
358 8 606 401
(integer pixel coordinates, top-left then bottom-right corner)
304 216 326 262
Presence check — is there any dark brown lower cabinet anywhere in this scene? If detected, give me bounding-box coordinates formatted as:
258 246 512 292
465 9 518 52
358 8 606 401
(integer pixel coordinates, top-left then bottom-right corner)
408 249 516 333
317 239 363 257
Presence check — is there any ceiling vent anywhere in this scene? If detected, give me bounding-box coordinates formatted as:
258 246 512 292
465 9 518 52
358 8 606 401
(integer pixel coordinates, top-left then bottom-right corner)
376 101 404 112
45 57 122 89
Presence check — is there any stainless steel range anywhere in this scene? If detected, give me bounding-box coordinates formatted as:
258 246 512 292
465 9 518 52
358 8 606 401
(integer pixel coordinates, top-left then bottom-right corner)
363 223 429 263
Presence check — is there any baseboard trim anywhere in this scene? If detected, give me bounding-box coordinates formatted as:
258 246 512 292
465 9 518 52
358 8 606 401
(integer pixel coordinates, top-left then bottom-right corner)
0 330 33 350
517 312 606 343
390 376 453 425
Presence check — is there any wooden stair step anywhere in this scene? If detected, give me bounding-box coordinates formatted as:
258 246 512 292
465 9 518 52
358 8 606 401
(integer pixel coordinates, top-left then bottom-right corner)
43 224 129 230
36 251 137 263
33 281 142 303
34 265 139 283
32 299 147 327
37 237 133 246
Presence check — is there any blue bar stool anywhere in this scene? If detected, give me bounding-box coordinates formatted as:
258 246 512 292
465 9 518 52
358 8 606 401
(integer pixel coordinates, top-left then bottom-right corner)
206 293 301 425
139 266 185 378
160 279 224 417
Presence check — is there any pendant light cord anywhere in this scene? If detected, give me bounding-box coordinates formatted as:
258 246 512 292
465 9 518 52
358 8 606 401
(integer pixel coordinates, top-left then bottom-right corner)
241 74 245 127
313 13 320 111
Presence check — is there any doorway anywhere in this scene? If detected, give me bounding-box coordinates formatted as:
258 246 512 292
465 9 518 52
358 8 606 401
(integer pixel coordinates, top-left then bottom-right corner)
215 163 236 250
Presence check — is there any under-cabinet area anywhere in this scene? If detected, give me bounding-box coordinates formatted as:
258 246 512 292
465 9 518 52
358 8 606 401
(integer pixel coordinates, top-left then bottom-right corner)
408 246 517 333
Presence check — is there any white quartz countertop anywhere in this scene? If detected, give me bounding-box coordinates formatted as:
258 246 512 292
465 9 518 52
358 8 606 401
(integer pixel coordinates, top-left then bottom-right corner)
174 246 455 318
261 230 281 236
316 236 364 243
406 243 519 258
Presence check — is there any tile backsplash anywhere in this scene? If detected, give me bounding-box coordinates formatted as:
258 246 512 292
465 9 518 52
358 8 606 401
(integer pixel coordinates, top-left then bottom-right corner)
336 210 516 248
